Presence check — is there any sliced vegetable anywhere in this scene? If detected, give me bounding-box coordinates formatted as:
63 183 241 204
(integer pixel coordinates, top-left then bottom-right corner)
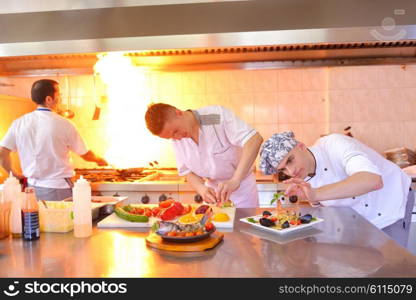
115 206 149 222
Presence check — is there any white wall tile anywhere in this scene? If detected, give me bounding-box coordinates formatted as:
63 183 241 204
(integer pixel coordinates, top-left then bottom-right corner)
350 66 379 89
300 123 326 146
181 71 206 94
228 70 253 93
253 92 277 124
351 89 379 122
301 91 327 123
228 93 254 124
378 65 407 88
205 70 230 93
278 91 302 123
378 89 409 122
301 67 328 91
255 123 279 140
404 65 416 88
252 69 278 92
328 67 354 90
328 90 354 123
278 68 302 92
205 93 229 107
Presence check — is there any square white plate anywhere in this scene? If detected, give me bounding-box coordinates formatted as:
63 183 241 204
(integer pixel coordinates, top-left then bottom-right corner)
97 204 236 228
240 214 324 235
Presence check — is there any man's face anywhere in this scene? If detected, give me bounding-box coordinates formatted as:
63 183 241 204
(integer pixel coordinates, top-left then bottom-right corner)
276 144 310 179
158 111 192 140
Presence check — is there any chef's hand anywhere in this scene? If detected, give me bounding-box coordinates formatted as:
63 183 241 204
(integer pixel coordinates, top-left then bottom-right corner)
216 178 240 206
284 178 319 205
198 186 218 205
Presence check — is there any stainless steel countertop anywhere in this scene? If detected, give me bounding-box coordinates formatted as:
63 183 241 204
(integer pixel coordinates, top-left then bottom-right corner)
1 207 415 277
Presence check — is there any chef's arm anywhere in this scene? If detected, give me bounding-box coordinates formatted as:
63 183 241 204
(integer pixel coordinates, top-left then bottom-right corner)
231 132 263 182
185 172 217 203
80 150 108 166
315 171 383 202
0 146 23 178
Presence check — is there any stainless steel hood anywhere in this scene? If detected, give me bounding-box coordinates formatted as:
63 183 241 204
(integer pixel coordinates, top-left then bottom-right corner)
1 0 416 75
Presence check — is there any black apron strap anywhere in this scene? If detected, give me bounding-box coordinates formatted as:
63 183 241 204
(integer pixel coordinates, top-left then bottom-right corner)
65 178 74 188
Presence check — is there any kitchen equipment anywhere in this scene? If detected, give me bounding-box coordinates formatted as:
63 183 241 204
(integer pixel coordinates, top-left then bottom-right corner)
60 76 75 119
384 147 416 168
63 196 127 219
39 201 74 233
3 173 21 237
97 212 150 228
145 231 224 252
0 191 11 239
92 74 101 120
72 176 92 238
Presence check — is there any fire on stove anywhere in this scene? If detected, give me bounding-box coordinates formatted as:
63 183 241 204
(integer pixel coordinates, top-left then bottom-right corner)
74 168 157 182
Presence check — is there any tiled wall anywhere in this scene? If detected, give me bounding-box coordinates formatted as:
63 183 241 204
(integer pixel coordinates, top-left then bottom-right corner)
1 63 416 169
0 94 36 179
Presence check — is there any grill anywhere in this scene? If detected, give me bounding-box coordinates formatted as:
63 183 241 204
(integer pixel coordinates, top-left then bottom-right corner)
74 168 170 183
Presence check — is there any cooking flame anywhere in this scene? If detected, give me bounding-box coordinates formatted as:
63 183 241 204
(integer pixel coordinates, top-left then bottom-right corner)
94 53 168 168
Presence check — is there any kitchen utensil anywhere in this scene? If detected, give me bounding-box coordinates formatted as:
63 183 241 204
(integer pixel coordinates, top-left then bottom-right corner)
40 199 48 209
59 76 75 119
92 74 101 120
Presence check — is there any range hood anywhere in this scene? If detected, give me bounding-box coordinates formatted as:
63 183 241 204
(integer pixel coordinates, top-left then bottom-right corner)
1 0 416 75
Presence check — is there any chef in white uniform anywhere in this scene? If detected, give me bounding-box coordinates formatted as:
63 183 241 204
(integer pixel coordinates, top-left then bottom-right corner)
145 103 263 207
0 79 108 201
259 131 414 247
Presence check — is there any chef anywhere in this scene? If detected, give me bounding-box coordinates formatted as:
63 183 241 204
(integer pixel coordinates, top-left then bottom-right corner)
145 103 263 207
0 79 108 201
259 131 414 247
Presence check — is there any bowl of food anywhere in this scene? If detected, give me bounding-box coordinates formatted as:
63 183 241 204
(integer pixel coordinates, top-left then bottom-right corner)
153 220 216 243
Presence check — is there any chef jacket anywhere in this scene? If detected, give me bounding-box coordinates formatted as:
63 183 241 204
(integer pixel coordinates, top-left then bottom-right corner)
308 134 411 229
172 105 258 207
0 108 88 189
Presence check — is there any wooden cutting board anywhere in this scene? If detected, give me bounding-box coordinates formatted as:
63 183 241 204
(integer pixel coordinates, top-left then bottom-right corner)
146 232 224 252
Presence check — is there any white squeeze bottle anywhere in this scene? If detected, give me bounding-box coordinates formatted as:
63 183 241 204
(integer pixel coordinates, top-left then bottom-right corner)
4 173 22 237
72 176 92 238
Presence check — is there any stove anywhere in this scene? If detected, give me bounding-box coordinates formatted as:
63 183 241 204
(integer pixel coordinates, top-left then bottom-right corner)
74 168 159 182
74 167 201 205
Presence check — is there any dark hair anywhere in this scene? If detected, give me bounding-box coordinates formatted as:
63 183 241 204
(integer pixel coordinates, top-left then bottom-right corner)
31 79 59 105
145 103 177 135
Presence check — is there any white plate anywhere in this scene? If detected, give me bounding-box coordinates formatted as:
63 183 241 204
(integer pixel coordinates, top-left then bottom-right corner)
97 204 236 228
240 214 324 235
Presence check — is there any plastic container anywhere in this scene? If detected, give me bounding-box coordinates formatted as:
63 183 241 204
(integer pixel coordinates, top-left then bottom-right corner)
3 173 21 237
39 201 74 233
0 191 11 239
72 176 92 238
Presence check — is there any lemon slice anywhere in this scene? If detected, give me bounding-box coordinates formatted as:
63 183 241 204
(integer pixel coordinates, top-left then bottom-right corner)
212 212 230 222
178 213 203 224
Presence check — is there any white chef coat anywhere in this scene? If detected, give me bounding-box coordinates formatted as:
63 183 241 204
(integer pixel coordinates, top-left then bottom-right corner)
0 108 88 189
172 105 258 207
308 134 411 229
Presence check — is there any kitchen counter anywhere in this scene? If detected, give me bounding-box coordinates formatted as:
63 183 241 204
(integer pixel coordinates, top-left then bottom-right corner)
1 206 415 277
